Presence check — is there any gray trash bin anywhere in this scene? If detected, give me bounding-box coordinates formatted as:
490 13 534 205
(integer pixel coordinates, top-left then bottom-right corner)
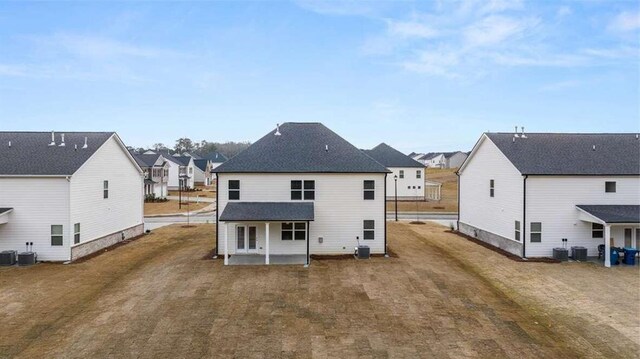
357 245 370 259
571 246 587 261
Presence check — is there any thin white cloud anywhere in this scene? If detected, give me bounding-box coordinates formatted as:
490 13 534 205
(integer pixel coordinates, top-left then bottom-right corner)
401 49 461 77
387 20 439 39
608 11 640 32
464 15 539 47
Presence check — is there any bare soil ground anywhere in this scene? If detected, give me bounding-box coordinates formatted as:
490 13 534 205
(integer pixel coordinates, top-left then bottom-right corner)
1 222 637 358
387 168 458 212
168 189 216 198
144 200 210 215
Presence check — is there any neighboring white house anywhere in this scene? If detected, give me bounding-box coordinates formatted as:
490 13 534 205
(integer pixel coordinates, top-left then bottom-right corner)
458 131 640 267
0 131 144 262
193 159 209 186
132 153 169 198
214 123 389 266
420 153 446 168
363 143 425 200
172 155 196 189
444 151 468 168
417 152 467 168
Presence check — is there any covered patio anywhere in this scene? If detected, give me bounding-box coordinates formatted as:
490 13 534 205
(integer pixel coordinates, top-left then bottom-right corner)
219 202 314 266
577 205 640 267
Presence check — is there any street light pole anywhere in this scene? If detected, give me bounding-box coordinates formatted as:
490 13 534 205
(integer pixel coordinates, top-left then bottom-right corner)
394 175 398 221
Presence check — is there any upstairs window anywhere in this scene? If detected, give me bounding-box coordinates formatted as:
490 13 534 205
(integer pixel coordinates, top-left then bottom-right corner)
605 181 616 193
51 225 63 246
291 180 315 200
399 170 404 179
103 180 109 199
228 180 240 200
74 223 81 244
592 223 604 238
530 222 542 242
416 170 421 179
515 221 521 241
489 179 495 197
363 220 375 240
363 180 375 200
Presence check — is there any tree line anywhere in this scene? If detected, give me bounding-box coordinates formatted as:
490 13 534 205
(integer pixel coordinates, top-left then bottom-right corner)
129 138 251 159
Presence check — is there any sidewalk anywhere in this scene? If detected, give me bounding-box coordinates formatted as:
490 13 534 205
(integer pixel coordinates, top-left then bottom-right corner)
144 202 216 218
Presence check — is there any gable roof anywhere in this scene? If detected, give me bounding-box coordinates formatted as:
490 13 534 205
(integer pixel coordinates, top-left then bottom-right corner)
201 152 228 163
172 155 193 166
193 159 209 171
214 122 389 173
363 143 424 168
133 153 164 168
0 131 116 176
577 205 640 224
419 152 442 161
485 133 640 175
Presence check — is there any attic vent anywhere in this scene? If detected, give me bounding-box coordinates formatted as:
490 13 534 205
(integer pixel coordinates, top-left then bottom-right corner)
58 133 66 147
274 123 281 136
520 126 527 139
325 144 329 152
8 141 11 148
82 136 88 149
513 126 519 138
48 131 56 146
592 145 596 151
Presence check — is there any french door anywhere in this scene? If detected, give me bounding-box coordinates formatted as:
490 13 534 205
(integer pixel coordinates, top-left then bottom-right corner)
236 225 257 253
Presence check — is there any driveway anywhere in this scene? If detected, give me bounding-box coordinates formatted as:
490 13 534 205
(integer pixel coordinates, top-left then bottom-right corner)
0 223 637 358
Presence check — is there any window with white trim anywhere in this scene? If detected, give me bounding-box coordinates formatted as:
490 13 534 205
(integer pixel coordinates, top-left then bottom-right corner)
363 220 375 240
515 221 521 241
592 223 604 238
74 223 81 244
291 180 315 200
51 225 63 246
399 170 404 179
489 179 495 197
605 181 616 193
530 222 542 242
363 180 375 200
281 222 306 240
228 180 240 200
416 170 421 179
103 180 109 199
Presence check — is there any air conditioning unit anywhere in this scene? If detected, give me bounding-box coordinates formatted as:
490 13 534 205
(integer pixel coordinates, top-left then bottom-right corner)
571 246 588 261
356 245 370 259
18 252 36 266
0 250 17 266
552 248 568 261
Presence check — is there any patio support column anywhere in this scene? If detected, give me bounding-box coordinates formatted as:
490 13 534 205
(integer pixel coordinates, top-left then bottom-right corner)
265 222 270 265
604 224 611 268
224 223 229 265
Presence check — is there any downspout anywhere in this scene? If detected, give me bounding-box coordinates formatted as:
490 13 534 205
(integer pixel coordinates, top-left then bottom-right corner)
215 174 219 258
456 171 460 231
306 220 310 267
522 175 528 258
384 173 388 256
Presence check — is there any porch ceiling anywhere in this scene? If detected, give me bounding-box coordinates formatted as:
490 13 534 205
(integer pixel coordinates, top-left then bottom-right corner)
220 202 314 222
576 205 640 224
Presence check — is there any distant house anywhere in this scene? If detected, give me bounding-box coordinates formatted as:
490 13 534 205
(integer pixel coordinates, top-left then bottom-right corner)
201 152 228 182
214 123 389 266
458 131 640 266
363 143 425 200
193 159 210 186
132 153 169 198
171 155 195 189
418 151 468 169
0 131 144 262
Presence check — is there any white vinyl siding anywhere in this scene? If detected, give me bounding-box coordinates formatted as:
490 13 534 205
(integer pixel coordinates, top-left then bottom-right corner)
386 167 425 199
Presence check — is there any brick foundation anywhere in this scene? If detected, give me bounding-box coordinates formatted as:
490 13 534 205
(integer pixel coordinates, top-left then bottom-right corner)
458 222 523 257
70 223 144 261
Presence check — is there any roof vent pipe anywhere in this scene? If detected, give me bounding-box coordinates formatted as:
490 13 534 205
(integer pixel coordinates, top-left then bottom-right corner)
274 123 281 136
513 126 519 138
8 141 11 148
82 137 88 149
59 133 66 147
325 144 329 152
521 126 527 139
592 145 596 151
49 131 56 146
74 144 78 151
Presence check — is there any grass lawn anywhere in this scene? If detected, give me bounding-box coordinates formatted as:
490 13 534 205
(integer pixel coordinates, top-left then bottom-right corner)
387 167 458 212
1 222 637 357
144 200 211 215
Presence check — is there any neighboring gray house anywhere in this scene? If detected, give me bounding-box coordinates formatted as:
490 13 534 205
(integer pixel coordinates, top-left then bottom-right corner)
214 123 389 266
132 153 169 198
458 131 640 267
363 143 425 200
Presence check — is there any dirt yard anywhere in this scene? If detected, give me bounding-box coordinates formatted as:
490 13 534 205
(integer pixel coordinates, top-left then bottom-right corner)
144 200 211 215
1 222 638 358
387 168 458 212
169 188 216 198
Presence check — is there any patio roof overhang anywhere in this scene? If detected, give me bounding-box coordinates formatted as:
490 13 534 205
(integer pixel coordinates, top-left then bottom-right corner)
576 205 640 225
220 202 314 222
0 208 13 224
144 179 157 185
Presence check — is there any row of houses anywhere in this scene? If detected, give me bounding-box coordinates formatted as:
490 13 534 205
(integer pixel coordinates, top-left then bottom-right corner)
410 151 468 169
132 149 227 198
0 125 638 267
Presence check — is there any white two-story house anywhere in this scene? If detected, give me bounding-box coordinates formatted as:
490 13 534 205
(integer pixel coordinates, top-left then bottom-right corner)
363 143 425 200
172 155 195 189
214 123 389 266
133 153 169 199
0 131 144 262
458 131 640 266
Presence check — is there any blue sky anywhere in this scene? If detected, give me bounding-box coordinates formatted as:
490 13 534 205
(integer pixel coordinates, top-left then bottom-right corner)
0 1 638 152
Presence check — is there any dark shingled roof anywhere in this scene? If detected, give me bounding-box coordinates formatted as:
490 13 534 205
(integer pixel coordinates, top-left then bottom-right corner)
214 123 389 173
193 159 209 171
219 202 314 221
486 133 640 175
363 143 424 168
172 156 192 166
577 205 640 224
133 153 162 168
201 152 228 163
0 208 13 214
0 132 115 176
